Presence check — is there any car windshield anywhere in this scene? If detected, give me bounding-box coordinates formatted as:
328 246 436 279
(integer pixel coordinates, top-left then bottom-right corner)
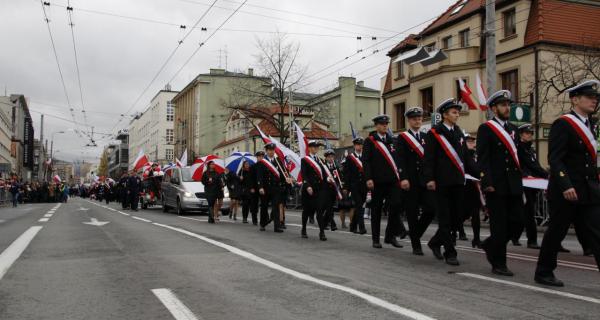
180 168 195 182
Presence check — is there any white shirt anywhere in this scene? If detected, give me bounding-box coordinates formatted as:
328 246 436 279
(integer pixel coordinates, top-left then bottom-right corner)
494 117 507 128
443 123 455 131
573 110 590 125
378 133 387 141
410 128 421 139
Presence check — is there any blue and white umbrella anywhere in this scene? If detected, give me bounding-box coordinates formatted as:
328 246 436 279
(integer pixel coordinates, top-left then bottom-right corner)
225 152 257 174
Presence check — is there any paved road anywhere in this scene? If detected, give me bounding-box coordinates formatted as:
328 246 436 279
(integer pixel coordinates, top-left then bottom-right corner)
0 198 598 319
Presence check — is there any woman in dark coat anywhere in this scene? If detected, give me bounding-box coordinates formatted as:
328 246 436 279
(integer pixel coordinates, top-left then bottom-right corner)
225 167 242 220
239 161 254 223
202 161 224 223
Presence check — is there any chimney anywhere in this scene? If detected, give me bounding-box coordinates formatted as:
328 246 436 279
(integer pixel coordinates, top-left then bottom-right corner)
248 68 254 76
165 83 172 91
357 81 364 87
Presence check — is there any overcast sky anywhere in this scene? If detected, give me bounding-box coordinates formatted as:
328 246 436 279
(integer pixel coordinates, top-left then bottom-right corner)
0 0 455 162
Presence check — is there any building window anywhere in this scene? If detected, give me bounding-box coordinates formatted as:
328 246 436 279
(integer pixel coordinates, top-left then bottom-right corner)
396 61 405 79
394 102 406 131
425 42 436 53
501 69 519 101
459 29 470 47
166 101 174 121
166 149 174 161
420 87 434 115
442 36 452 49
450 0 467 15
166 129 174 144
503 9 517 38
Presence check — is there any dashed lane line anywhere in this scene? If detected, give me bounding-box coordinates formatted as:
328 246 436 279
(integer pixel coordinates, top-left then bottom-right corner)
0 226 43 280
132 216 152 223
152 288 200 320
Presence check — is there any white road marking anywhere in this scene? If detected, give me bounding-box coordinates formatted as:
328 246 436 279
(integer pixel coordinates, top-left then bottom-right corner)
132 216 152 223
0 226 43 280
38 218 49 222
119 211 131 216
152 288 199 320
43 214 53 218
457 272 600 305
179 216 234 224
47 211 55 214
151 222 435 320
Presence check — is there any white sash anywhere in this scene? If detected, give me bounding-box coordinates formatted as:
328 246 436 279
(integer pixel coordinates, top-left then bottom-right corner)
430 128 464 176
370 137 400 181
348 153 363 172
400 131 424 158
260 158 280 179
562 114 598 159
303 156 323 181
486 120 520 168
320 159 343 199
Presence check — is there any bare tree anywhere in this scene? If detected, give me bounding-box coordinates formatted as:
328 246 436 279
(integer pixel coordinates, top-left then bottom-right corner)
223 32 332 145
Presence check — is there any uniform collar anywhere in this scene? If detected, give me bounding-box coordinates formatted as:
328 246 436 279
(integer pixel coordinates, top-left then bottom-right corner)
443 123 455 131
572 110 589 124
493 116 507 127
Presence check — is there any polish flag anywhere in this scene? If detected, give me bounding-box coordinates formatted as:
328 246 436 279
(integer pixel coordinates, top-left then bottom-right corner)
294 122 308 158
53 175 61 183
475 73 488 110
458 78 479 110
176 149 188 167
269 135 302 181
132 149 149 172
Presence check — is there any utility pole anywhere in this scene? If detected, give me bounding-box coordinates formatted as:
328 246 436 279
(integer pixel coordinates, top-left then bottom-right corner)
485 0 496 120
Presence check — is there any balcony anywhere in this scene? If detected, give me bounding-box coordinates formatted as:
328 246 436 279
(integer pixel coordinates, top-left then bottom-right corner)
410 46 480 78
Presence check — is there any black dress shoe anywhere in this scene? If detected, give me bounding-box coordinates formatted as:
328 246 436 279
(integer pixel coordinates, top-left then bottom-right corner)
492 266 514 276
535 274 564 287
252 222 258 226
459 234 469 241
583 248 593 256
319 233 327 241
384 238 403 248
274 228 284 233
428 243 444 260
472 239 482 248
558 246 570 253
280 224 287 229
349 228 357 233
330 225 338 231
481 240 493 265
527 243 541 249
242 220 248 224
412 248 424 256
259 227 266 231
301 233 308 239
445 257 460 266
372 242 382 249
359 229 367 235
398 230 408 239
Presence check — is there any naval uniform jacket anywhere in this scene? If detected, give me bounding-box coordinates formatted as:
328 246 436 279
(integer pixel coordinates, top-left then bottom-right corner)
476 118 523 196
396 130 426 187
343 152 365 191
301 155 327 193
423 123 475 187
547 111 600 205
363 131 404 185
517 140 548 179
256 157 286 192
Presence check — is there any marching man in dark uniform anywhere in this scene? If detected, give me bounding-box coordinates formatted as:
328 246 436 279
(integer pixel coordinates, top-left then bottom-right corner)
396 107 435 255
515 123 548 249
424 99 475 265
119 173 129 209
535 80 600 287
244 151 263 225
477 90 524 276
301 140 328 240
324 149 341 231
363 115 408 249
343 137 367 235
256 143 290 233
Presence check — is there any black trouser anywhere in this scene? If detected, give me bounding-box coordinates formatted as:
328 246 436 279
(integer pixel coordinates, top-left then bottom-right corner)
462 181 481 241
536 198 600 276
483 193 523 268
207 196 217 222
260 186 282 230
428 185 464 258
302 186 325 234
241 191 256 223
404 186 435 250
324 186 337 229
513 188 540 244
349 184 367 232
370 182 402 244
121 191 129 209
129 191 140 210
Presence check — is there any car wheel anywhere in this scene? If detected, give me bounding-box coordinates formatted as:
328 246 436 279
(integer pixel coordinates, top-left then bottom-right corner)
162 196 169 213
176 198 185 216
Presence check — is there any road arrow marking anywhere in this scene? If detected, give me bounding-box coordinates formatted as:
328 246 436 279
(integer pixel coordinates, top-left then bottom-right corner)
82 218 109 226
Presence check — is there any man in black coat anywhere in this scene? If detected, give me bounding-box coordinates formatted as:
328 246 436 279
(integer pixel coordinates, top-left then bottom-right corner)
535 80 600 287
396 107 435 255
515 123 548 249
127 170 142 211
343 137 367 234
245 151 263 225
300 140 328 240
363 115 409 249
119 173 129 209
256 143 290 233
477 90 524 276
424 99 476 266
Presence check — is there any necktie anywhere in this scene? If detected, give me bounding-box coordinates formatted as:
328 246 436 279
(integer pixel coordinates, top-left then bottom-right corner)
503 123 509 131
415 133 420 141
585 119 589 127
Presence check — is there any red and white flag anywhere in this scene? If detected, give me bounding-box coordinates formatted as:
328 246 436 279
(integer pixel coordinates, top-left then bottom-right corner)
132 149 149 172
270 135 301 181
176 149 187 168
294 122 308 158
53 175 61 183
458 78 479 110
475 73 488 110
191 155 225 181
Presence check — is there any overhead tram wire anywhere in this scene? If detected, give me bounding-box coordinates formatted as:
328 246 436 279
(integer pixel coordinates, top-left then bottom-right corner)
39 1 83 139
66 0 91 138
111 0 221 134
166 0 249 85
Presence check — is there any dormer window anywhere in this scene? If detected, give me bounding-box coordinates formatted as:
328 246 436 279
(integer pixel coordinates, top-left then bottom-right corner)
450 0 467 16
